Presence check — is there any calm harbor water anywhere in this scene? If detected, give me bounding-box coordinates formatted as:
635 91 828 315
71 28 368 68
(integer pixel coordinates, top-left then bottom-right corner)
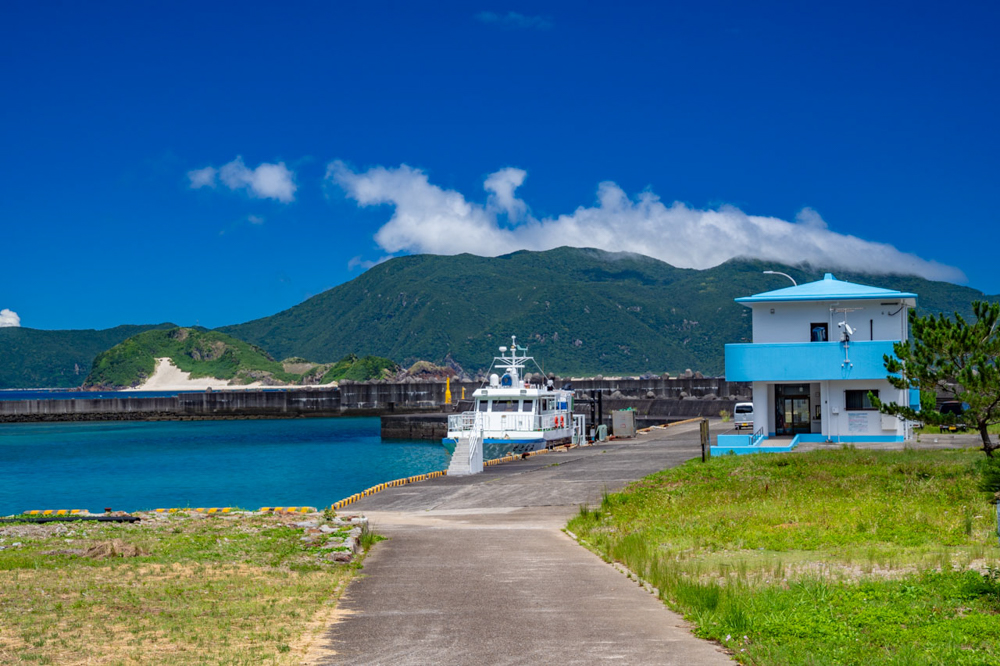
0 417 450 515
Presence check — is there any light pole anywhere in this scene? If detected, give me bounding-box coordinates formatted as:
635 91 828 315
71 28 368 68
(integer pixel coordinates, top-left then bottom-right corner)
763 270 797 286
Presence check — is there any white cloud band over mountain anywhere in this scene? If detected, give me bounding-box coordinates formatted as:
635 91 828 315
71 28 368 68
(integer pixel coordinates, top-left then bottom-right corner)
0 309 21 327
328 162 965 283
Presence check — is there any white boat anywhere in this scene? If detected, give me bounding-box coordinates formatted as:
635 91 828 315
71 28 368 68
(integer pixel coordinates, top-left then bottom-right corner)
444 336 584 457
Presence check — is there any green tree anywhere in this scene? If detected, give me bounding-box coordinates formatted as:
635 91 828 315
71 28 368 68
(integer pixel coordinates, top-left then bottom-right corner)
873 301 1000 458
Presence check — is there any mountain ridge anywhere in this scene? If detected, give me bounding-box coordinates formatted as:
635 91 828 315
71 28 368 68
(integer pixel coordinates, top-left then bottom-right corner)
220 247 995 377
3 248 993 388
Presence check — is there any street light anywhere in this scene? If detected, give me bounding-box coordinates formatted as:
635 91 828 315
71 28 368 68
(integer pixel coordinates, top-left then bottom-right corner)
763 270 797 286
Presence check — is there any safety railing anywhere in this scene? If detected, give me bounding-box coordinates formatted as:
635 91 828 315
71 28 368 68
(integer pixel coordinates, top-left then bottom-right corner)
751 426 765 446
448 412 477 431
469 411 484 470
572 414 586 445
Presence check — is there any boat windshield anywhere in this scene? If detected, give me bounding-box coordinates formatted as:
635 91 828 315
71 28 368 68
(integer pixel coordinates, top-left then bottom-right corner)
477 400 488 412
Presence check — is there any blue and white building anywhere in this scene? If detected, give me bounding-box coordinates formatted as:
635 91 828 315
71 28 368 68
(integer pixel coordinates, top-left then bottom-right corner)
715 273 920 454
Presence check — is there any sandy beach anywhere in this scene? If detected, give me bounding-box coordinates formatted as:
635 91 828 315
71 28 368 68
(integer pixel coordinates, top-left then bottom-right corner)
123 357 336 392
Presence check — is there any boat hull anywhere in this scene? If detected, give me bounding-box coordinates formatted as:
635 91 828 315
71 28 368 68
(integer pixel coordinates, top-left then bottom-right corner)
441 432 573 458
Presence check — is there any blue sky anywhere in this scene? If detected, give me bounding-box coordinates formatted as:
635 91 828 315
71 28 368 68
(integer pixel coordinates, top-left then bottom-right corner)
2 1 997 331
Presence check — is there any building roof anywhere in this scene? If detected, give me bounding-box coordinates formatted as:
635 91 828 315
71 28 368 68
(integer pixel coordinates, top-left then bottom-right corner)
735 273 918 304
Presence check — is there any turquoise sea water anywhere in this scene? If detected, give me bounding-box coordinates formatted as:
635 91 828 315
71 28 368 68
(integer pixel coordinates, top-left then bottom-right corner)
0 418 450 515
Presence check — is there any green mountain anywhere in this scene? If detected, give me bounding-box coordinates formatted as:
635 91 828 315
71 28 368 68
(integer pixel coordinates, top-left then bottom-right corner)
0 323 176 389
83 327 398 389
220 248 995 376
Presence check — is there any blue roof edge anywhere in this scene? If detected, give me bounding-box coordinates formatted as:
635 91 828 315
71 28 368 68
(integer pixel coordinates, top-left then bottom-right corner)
736 291 918 303
736 273 918 304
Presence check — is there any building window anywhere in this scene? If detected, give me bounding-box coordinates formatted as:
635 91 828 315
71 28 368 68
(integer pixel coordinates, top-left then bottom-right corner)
810 323 829 342
845 390 878 411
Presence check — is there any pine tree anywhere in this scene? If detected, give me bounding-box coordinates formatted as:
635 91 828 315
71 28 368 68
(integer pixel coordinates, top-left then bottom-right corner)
874 301 1000 458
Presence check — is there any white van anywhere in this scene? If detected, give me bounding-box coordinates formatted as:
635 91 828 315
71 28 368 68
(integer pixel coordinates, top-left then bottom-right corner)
733 402 754 430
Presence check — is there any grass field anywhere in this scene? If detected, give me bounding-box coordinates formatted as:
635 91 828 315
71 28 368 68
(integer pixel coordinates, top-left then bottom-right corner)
568 447 1000 665
0 512 362 665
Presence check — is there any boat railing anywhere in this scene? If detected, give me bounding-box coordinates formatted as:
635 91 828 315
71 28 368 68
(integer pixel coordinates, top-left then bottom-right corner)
449 410 571 432
539 413 568 430
499 413 537 432
448 412 477 431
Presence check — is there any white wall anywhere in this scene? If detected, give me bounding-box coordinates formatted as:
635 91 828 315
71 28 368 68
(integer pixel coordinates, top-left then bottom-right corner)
750 300 910 344
753 379 909 439
752 381 771 435
822 379 909 439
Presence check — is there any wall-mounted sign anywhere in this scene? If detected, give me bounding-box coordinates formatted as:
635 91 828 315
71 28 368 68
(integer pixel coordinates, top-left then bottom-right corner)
848 412 868 433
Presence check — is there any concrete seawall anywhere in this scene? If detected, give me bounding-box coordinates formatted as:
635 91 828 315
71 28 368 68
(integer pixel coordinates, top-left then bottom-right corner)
342 376 749 409
0 377 750 424
0 389 343 423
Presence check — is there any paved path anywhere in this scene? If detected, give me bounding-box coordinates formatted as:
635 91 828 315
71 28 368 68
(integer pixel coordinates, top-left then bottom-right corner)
314 422 732 665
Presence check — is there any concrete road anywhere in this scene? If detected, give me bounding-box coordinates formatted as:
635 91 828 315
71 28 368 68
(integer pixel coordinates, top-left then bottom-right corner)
312 421 733 665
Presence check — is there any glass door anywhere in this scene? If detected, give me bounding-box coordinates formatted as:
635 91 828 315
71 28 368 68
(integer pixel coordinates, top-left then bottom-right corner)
790 398 810 433
776 384 811 436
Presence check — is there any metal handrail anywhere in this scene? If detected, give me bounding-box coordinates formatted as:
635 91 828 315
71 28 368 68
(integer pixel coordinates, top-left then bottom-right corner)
469 411 484 469
751 427 765 446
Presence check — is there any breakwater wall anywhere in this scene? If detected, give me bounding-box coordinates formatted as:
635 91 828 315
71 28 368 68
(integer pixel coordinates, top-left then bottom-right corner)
341 376 750 409
0 377 750 423
0 389 343 423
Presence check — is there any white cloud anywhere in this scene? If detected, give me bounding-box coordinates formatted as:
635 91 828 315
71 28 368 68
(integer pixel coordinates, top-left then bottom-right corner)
187 166 217 189
485 167 529 221
187 156 297 202
476 11 552 30
347 255 393 271
328 162 966 283
248 214 265 225
0 309 21 327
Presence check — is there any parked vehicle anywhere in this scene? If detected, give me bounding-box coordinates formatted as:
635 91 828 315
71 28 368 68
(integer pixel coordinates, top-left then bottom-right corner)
734 402 754 430
939 401 969 432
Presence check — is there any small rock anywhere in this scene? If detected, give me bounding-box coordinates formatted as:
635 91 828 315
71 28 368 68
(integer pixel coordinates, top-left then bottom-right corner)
319 525 339 534
348 527 362 538
645 391 655 399
293 520 319 528
326 551 353 563
343 537 358 552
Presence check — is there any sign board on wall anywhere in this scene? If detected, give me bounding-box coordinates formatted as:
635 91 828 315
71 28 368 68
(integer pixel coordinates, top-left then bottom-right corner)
848 412 868 434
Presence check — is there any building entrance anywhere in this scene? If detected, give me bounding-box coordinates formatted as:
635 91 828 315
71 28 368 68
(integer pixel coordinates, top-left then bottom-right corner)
775 384 811 436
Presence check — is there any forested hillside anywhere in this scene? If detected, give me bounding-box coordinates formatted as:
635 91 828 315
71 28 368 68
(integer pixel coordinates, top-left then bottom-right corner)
221 248 993 376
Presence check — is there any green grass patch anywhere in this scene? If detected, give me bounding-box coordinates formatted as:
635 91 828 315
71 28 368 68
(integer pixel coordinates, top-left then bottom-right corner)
568 447 1000 665
0 512 363 664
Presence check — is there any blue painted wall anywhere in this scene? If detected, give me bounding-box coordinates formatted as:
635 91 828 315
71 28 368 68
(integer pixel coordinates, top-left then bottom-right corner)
725 340 896 382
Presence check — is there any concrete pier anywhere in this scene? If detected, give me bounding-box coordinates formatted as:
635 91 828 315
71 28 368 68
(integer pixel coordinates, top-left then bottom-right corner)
310 421 733 665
